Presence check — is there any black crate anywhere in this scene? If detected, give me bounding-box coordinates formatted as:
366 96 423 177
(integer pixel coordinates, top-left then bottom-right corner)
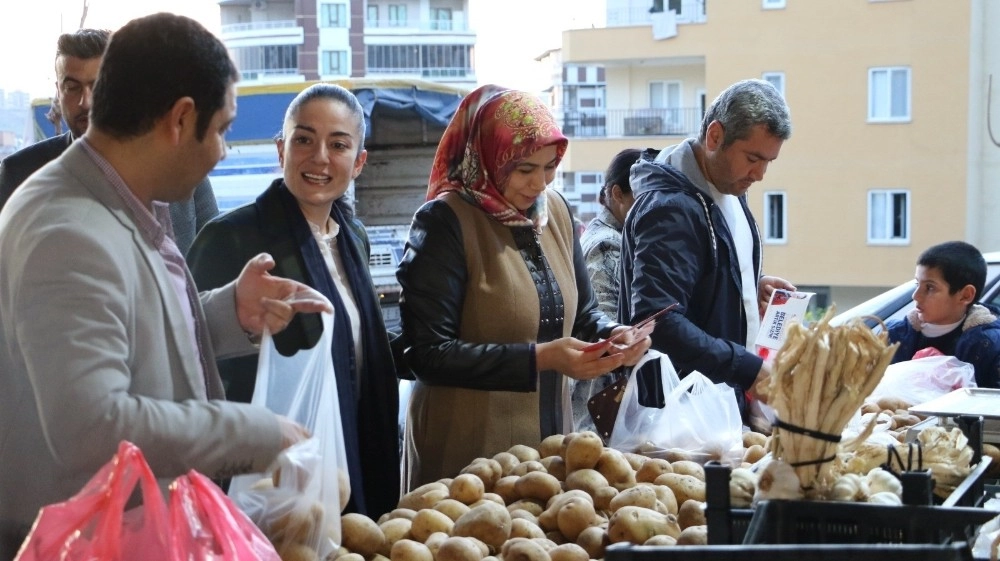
604 542 973 561
742 499 995 545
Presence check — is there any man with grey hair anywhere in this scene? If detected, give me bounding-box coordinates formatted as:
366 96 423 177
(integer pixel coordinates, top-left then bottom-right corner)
0 27 217 252
618 79 794 418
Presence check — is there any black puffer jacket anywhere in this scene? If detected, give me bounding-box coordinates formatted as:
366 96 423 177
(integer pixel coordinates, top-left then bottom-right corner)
619 150 762 410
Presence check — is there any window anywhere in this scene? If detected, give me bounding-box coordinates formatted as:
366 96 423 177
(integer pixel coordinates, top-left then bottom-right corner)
367 5 378 25
869 66 911 122
763 191 786 244
430 7 452 30
320 3 347 27
366 44 472 76
868 189 910 244
388 4 407 27
763 0 786 8
232 45 298 78
762 72 785 98
322 50 347 75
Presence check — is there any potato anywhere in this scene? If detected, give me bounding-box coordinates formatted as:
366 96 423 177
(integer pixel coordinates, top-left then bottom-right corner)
592 485 619 512
607 506 681 544
538 434 566 459
384 508 418 522
595 449 636 490
450 473 486 505
860 402 881 415
424 532 449 556
654 473 706 506
635 459 672 483
500 538 549 561
338 554 365 561
984 443 1000 477
676 499 706 529
890 414 921 429
410 508 454 542
509 509 540 525
342 512 386 558
543 531 565 545
564 432 604 472
609 485 657 512
452 501 512 550
277 542 319 561
575 526 609 559
675 524 708 545
643 535 677 546
436 536 484 561
539 456 567 481
547 543 589 561
398 482 449 511
556 497 601 541
492 475 520 505
538 491 592 532
876 396 912 412
559 432 581 460
510 461 547 477
506 499 545 517
379 517 413 547
390 539 434 561
623 453 649 471
509 444 542 463
642 483 677 514
492 452 521 476
670 461 705 481
743 444 766 464
460 459 503 491
468 493 505 508
250 476 274 492
565 468 609 496
509 517 546 540
514 471 562 502
741 431 768 449
435 499 472 522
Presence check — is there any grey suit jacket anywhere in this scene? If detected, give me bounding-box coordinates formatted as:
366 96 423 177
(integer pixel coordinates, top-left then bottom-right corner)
0 142 282 537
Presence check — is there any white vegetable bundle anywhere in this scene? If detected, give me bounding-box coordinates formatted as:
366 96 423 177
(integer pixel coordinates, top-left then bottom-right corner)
766 309 899 490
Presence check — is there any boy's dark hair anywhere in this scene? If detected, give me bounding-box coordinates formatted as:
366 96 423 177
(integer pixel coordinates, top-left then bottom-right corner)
90 13 238 141
918 241 986 301
55 29 111 61
599 148 644 206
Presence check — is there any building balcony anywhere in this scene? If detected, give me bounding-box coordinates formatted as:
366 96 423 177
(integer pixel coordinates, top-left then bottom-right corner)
221 19 297 34
365 18 474 36
607 0 706 27
561 107 701 138
238 67 300 82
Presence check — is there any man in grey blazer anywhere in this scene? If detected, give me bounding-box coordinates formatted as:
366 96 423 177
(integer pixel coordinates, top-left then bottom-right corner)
0 27 218 254
0 13 327 558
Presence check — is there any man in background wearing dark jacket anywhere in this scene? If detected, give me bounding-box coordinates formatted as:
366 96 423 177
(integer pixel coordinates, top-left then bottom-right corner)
620 79 794 416
0 28 217 253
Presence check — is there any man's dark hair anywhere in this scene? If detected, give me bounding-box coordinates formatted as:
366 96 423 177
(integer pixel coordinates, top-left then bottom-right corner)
55 28 111 61
918 241 987 301
700 79 792 149
90 13 238 141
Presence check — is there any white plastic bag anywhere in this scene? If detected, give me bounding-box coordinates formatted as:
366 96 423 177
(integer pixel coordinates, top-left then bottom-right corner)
650 371 744 465
868 355 977 406
229 302 348 560
607 350 681 453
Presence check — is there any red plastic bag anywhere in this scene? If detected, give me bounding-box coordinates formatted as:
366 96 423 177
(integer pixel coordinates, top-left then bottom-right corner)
15 441 170 561
169 470 280 561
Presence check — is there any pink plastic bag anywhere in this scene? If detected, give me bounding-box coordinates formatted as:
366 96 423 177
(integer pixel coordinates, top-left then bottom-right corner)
169 470 280 561
15 441 170 561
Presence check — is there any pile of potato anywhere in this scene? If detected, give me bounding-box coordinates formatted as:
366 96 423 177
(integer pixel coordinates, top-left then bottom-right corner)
330 430 771 561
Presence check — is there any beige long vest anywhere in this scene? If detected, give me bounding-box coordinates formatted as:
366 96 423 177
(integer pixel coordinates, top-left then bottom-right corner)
403 190 579 490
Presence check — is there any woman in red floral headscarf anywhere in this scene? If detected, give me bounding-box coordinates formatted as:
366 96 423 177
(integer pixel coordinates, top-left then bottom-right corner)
396 85 650 489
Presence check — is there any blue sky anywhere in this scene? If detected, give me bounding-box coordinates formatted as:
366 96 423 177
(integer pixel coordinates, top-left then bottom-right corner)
0 0 603 99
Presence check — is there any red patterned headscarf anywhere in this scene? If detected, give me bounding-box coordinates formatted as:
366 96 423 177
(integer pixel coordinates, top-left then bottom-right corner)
427 85 568 231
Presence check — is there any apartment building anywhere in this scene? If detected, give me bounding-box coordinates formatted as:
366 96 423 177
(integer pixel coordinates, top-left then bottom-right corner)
217 0 476 87
558 0 1000 310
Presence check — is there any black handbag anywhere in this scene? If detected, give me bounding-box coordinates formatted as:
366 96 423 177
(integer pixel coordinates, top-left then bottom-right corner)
587 375 627 444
